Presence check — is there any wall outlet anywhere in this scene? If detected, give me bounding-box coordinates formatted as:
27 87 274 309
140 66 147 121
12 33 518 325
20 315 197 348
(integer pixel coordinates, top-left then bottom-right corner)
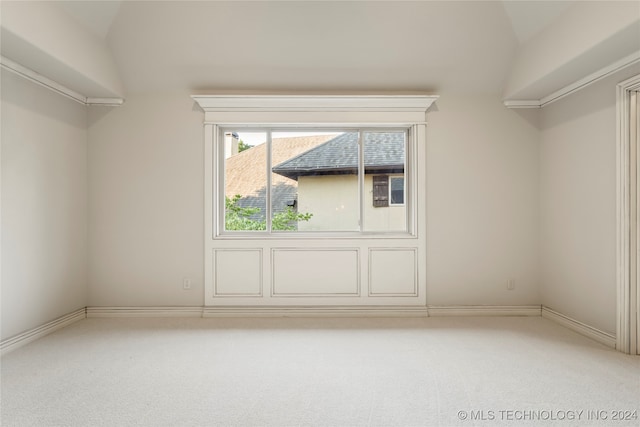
507 279 516 290
183 278 192 290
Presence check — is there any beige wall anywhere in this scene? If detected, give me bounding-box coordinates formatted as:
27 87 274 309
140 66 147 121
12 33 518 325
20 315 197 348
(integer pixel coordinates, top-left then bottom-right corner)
1 70 88 340
297 174 406 232
86 91 540 307
87 93 204 306
3 79 629 332
1 85 544 321
426 93 540 306
539 64 640 334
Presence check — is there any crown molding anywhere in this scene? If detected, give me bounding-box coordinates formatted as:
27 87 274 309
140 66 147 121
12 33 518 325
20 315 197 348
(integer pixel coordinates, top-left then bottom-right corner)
503 100 542 109
1 56 124 107
504 50 640 109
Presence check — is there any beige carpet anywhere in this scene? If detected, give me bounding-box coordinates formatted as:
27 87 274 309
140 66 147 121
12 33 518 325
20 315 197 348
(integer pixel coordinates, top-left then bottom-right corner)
1 316 638 426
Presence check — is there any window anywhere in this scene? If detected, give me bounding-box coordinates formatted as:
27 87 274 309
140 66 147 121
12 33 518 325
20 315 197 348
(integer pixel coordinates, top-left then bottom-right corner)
390 176 404 205
372 175 404 207
221 129 409 234
223 131 267 231
195 94 434 307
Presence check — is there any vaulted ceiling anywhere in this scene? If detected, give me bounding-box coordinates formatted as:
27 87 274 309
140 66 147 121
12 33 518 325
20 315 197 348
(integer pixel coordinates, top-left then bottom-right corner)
1 1 638 103
58 1 575 51
106 0 520 94
55 0 571 94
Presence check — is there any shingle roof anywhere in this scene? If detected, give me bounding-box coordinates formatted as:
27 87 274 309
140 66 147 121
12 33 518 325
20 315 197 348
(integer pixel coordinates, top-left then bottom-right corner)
225 134 337 217
271 132 405 180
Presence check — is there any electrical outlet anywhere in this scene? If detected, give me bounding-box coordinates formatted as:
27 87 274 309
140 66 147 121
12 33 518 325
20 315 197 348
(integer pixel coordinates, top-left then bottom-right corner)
507 279 515 290
183 278 192 290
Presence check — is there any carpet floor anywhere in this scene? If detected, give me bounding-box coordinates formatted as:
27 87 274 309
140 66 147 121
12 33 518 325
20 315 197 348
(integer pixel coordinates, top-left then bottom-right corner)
1 316 639 426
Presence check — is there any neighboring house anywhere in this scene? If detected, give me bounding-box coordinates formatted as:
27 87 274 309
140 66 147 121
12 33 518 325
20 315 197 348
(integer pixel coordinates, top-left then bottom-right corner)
224 134 337 221
272 132 406 231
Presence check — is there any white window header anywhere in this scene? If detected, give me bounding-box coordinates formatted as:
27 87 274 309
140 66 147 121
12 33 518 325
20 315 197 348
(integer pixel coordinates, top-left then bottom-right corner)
191 94 438 125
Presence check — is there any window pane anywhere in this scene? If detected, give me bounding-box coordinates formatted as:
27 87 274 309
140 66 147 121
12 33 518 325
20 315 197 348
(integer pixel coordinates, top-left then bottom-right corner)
271 131 360 231
363 131 407 232
390 177 404 205
223 131 267 231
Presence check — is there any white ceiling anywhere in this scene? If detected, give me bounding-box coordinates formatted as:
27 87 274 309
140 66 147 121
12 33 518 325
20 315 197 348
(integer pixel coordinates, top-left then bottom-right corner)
58 0 123 40
501 0 573 44
44 1 579 95
57 1 574 45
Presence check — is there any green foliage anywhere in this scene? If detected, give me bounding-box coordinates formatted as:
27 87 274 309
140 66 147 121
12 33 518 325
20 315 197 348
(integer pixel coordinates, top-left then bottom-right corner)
272 207 313 231
225 194 312 231
237 140 253 153
224 195 264 231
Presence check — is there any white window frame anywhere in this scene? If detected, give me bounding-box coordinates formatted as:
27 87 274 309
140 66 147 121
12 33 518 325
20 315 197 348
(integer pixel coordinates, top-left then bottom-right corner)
218 127 410 236
192 94 437 309
192 95 437 241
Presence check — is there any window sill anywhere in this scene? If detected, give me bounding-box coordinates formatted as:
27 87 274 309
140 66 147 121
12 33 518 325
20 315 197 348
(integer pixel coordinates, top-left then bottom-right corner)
214 231 417 240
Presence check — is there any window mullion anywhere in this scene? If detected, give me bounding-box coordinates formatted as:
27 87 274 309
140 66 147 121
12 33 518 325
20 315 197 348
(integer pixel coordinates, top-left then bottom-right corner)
408 126 416 234
358 130 364 231
266 130 273 232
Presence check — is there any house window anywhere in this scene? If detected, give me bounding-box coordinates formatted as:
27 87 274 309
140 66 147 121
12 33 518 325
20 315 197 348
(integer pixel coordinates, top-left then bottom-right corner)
372 175 405 207
221 129 409 234
390 176 404 205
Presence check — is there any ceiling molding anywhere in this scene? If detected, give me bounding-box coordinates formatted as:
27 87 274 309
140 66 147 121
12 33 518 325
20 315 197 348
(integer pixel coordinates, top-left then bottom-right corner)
0 56 124 107
85 98 125 107
503 100 541 109
504 50 640 109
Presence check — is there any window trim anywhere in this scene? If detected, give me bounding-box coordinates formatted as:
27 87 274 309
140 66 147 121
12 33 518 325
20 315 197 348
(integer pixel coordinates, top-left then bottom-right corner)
218 126 411 237
194 95 436 307
193 94 437 241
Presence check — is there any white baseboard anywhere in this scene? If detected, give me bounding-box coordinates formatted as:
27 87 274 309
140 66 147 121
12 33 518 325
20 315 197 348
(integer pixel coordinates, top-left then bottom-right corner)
541 306 616 348
86 306 204 318
86 305 542 318
202 305 429 317
1 308 87 356
428 305 542 317
2 305 617 353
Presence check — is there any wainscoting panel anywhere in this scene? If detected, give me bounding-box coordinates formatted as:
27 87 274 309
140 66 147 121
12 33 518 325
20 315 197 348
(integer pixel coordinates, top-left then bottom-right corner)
369 248 417 296
272 248 360 296
214 249 263 296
